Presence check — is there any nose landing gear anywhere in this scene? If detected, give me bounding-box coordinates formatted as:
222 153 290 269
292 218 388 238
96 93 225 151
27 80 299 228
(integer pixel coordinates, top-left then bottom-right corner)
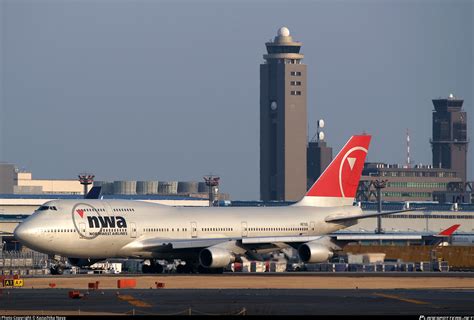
49 255 66 275
50 264 64 275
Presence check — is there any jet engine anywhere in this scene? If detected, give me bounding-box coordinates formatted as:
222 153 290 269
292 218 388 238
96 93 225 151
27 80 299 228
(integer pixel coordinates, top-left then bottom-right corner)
199 247 235 268
298 242 334 263
67 258 103 268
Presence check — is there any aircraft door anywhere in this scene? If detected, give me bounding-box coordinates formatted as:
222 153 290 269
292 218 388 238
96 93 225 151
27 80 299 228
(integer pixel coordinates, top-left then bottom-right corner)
241 221 248 237
191 222 197 238
79 222 86 238
130 222 137 238
310 221 315 234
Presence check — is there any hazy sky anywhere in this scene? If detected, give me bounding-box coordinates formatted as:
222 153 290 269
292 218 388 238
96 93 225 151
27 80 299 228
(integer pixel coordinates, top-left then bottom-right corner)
0 0 472 200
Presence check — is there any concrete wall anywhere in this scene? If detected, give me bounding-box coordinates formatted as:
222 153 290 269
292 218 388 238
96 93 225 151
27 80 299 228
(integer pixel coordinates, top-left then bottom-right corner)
16 178 82 194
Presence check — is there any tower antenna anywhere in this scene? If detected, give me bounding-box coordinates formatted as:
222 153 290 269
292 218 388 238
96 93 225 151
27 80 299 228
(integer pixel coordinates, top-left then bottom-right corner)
406 129 411 168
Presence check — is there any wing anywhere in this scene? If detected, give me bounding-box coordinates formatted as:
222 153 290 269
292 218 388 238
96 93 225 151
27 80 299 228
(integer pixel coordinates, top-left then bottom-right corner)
124 234 329 256
127 237 237 251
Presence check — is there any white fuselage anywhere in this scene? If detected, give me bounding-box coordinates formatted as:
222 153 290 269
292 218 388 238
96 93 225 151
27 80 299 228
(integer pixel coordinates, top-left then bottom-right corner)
14 199 360 259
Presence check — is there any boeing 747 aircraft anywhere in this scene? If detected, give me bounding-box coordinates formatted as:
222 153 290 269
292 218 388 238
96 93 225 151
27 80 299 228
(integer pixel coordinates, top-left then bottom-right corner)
14 135 414 273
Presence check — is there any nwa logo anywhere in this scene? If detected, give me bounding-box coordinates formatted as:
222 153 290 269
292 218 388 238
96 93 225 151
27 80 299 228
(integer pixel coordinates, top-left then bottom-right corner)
76 209 128 229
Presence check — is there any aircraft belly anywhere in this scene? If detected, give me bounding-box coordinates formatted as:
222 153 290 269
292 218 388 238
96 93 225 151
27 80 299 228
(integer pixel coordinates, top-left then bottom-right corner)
50 236 128 259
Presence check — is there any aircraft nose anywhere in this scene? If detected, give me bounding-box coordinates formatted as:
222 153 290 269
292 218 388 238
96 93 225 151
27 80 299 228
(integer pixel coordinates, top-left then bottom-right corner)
14 222 32 245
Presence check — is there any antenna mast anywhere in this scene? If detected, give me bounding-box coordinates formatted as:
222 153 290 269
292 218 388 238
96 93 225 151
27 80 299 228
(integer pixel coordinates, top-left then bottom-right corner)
406 129 411 168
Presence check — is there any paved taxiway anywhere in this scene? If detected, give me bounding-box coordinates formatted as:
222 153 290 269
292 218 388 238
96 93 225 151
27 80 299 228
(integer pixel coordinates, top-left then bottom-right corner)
0 289 472 315
14 274 474 289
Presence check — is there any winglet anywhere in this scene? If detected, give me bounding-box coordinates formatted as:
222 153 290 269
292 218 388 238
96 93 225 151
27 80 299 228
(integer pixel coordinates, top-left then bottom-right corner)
438 224 460 236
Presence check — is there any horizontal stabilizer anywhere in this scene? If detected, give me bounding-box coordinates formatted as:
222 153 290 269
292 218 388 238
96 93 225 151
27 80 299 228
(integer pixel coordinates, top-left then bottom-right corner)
325 208 420 223
437 224 461 237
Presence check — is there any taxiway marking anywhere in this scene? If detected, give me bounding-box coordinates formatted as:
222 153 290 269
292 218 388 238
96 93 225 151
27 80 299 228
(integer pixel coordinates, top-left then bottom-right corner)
117 294 152 308
374 293 430 305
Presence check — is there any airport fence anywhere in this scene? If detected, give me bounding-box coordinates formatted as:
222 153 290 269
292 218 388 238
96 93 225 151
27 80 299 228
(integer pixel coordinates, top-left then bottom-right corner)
0 250 49 275
343 245 474 269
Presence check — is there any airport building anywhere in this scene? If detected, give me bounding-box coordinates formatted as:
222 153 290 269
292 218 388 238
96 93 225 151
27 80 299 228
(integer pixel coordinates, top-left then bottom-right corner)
0 163 228 200
356 162 470 202
357 94 471 203
352 202 474 235
260 27 307 202
306 125 333 189
431 94 468 183
0 163 83 195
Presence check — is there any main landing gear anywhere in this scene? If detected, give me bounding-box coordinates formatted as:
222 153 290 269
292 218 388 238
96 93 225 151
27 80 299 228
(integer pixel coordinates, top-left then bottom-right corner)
142 260 164 274
175 262 224 274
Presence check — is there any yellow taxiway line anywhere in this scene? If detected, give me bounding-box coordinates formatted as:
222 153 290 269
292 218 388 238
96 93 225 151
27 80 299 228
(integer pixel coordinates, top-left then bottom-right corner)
374 293 430 305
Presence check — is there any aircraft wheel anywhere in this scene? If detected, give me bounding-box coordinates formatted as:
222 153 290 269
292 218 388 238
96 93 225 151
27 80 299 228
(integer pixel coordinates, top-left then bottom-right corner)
142 264 152 274
50 265 64 275
151 264 163 274
212 267 224 274
184 264 194 273
197 265 209 274
176 265 185 274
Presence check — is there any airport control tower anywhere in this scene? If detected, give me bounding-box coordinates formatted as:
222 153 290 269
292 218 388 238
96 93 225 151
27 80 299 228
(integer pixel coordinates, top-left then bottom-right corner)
431 94 468 183
260 27 307 201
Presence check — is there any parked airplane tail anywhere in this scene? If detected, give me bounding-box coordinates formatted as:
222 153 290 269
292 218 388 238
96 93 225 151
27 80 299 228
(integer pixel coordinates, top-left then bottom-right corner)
294 135 371 207
437 224 461 237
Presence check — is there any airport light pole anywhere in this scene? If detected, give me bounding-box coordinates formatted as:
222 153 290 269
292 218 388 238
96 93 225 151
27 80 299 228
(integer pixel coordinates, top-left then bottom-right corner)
374 179 387 234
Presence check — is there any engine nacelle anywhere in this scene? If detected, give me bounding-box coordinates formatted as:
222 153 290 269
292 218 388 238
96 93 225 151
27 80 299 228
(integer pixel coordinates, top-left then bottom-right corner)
199 247 235 268
67 258 103 267
298 242 334 263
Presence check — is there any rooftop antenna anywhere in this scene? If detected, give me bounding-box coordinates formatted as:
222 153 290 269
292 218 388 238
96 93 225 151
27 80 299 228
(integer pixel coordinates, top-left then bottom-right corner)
310 119 325 142
78 173 94 198
406 129 411 168
203 174 220 207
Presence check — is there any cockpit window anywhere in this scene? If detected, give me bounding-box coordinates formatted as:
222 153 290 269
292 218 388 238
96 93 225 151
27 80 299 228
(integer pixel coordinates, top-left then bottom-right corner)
37 206 57 211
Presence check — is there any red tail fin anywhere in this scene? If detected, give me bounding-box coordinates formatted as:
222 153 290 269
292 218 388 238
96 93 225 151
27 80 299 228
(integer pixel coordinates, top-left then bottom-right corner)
295 135 371 207
438 224 460 236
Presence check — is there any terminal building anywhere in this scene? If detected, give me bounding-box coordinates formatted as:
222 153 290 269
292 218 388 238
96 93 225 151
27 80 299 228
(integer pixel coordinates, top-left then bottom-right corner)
356 162 470 202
